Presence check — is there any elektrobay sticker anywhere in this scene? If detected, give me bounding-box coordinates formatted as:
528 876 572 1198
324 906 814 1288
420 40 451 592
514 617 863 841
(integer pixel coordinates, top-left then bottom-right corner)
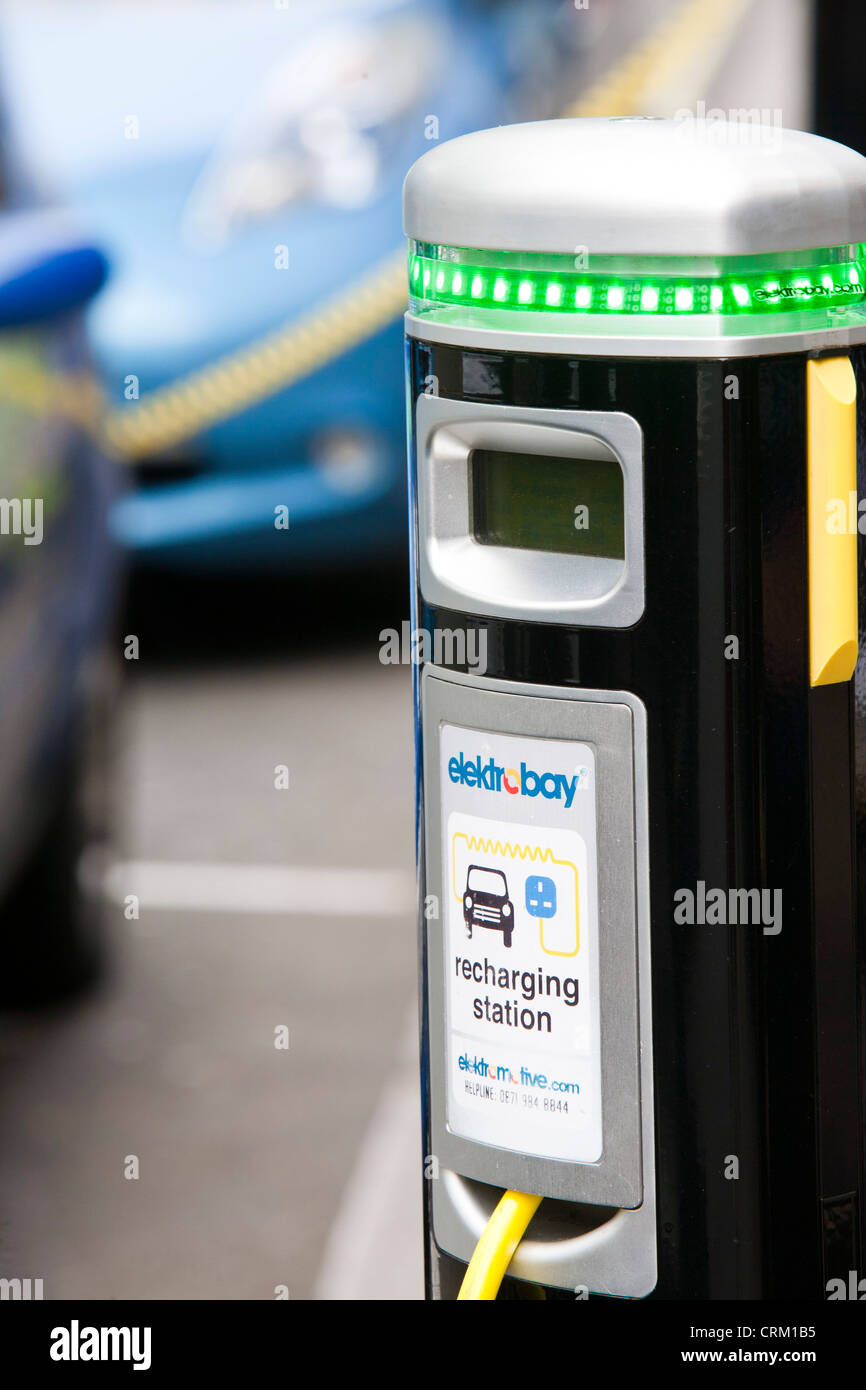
441 723 603 1164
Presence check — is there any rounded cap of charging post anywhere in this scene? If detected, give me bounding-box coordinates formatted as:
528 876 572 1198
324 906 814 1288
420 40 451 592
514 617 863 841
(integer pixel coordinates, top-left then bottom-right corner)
403 117 866 257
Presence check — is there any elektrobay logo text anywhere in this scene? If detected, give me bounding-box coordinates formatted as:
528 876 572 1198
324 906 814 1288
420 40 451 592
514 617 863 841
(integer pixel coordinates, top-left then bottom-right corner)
448 751 586 809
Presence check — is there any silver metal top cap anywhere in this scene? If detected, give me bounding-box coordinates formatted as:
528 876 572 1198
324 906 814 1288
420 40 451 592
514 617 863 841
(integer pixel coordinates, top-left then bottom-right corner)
403 117 866 256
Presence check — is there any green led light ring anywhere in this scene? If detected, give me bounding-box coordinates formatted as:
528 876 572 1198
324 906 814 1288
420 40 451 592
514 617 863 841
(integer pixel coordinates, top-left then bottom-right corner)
408 244 866 319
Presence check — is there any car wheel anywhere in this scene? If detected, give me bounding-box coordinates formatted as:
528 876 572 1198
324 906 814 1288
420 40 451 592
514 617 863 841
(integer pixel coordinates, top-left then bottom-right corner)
0 653 118 1007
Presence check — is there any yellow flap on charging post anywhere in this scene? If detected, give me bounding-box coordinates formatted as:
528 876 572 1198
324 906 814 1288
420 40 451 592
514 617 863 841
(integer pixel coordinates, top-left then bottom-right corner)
807 356 859 686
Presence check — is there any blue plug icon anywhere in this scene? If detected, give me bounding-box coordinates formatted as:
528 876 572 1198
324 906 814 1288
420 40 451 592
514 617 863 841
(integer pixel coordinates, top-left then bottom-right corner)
525 875 557 919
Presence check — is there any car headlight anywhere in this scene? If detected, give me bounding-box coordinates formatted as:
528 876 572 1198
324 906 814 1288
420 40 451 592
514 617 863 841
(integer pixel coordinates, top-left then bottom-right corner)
183 13 442 248
502 903 511 916
464 895 472 910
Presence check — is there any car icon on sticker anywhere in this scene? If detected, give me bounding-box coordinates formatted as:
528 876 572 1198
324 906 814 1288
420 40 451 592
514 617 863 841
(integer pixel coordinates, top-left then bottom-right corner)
463 865 514 948
525 874 557 919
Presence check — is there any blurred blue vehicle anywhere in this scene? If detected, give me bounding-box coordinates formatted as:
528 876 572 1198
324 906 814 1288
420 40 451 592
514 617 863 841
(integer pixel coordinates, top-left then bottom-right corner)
0 198 119 1004
0 0 588 570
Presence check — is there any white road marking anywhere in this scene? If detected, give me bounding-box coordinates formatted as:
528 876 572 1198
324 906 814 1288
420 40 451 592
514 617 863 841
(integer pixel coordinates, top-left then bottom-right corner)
102 860 416 916
314 1006 424 1301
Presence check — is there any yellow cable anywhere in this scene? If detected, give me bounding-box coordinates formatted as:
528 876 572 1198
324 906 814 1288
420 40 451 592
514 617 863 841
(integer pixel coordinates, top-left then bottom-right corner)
457 1189 542 1301
101 248 407 459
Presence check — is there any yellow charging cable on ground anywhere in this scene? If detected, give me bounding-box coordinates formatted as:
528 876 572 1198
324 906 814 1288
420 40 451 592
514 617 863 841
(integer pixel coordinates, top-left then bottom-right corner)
457 1190 542 1300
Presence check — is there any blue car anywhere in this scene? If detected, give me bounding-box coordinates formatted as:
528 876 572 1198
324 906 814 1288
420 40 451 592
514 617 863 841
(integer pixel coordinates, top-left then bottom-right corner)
0 0 587 569
0 204 120 1004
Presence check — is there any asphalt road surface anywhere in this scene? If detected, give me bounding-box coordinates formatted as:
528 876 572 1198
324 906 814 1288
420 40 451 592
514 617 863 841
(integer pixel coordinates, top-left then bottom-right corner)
0 565 424 1301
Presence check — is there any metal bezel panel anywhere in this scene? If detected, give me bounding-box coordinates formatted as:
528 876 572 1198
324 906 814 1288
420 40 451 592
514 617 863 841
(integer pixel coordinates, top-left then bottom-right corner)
423 668 656 1295
417 394 645 628
423 667 648 1206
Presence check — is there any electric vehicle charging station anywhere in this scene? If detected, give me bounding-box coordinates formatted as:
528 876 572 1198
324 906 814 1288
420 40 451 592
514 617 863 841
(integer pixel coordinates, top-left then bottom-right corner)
404 118 866 1300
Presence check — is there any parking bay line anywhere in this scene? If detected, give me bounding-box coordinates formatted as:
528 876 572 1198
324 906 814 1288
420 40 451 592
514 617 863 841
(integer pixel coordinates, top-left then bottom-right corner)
313 1004 424 1300
102 860 416 916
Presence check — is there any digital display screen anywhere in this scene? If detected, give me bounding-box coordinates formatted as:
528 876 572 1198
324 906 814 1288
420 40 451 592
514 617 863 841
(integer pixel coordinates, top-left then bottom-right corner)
471 449 625 560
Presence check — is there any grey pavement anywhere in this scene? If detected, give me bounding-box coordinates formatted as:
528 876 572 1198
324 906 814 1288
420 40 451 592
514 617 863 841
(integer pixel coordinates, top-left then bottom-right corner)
0 571 423 1300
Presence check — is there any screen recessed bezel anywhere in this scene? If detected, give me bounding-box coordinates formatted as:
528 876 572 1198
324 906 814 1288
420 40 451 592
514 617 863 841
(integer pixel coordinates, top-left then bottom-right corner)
416 395 644 628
